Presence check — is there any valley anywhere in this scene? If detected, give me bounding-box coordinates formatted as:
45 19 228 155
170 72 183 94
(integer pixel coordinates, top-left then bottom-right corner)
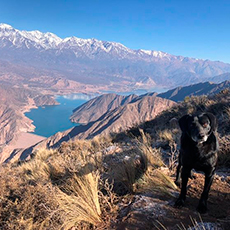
1 24 230 160
1 89 230 229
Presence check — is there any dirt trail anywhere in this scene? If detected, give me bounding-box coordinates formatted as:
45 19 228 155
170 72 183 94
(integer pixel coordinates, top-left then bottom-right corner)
115 172 230 229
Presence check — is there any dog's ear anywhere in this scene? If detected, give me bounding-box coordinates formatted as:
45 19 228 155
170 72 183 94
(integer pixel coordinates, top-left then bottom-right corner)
205 112 217 133
179 114 191 133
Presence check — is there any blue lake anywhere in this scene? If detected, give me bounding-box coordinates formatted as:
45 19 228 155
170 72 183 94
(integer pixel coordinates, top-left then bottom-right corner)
25 88 166 138
25 95 88 137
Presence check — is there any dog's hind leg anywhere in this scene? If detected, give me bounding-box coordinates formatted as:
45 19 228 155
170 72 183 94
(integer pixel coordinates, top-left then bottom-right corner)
197 169 215 213
174 166 191 208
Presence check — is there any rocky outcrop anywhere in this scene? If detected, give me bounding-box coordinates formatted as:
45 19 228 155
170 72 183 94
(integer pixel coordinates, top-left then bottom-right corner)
33 95 59 106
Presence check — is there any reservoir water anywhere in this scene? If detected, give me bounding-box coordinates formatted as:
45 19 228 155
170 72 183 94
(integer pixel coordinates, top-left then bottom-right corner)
25 95 88 137
25 88 166 138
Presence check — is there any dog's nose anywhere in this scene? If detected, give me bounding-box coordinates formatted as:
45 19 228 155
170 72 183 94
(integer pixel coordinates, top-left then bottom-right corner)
198 133 205 139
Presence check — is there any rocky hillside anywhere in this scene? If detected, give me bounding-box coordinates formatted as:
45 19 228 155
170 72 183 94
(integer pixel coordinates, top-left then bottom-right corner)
158 80 230 102
1 23 230 92
70 93 138 124
69 93 176 140
0 84 58 157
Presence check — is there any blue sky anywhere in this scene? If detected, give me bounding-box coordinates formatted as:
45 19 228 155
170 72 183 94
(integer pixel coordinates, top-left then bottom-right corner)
1 0 230 63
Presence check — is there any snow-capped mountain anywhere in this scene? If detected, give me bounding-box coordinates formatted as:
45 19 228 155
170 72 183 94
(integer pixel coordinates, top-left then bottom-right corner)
1 23 230 90
0 23 62 49
0 23 164 56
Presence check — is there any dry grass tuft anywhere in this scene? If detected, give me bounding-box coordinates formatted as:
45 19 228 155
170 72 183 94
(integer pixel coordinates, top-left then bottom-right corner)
57 172 102 229
0 167 61 230
158 130 174 143
19 148 57 182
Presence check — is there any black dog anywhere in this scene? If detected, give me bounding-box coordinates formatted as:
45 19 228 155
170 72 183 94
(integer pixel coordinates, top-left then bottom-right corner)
174 112 218 213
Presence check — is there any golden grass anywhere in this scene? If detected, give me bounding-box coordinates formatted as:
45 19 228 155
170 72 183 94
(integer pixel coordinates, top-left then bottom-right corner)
57 172 102 229
0 171 61 230
19 148 57 182
158 130 174 143
133 149 177 195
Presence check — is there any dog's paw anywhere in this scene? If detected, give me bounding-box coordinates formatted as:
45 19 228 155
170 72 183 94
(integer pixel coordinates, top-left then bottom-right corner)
189 174 196 180
197 201 207 213
190 175 197 180
174 198 185 208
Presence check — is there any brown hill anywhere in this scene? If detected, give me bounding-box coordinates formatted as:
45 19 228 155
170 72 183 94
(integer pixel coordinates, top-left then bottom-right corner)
159 80 230 102
70 93 138 123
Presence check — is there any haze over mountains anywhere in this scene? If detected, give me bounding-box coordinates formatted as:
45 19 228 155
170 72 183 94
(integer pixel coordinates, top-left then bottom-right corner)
1 23 230 93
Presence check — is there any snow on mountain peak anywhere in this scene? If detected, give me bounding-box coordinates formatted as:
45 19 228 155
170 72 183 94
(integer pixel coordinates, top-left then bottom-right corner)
23 30 62 48
0 23 14 30
139 49 169 58
0 23 136 54
0 24 63 49
0 23 18 39
0 23 185 61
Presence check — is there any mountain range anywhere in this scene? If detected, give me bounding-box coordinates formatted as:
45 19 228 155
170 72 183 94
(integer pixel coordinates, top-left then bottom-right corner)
70 80 230 126
1 23 230 162
1 23 230 92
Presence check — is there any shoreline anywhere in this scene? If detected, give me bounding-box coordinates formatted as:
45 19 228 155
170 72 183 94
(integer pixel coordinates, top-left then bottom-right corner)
1 132 46 163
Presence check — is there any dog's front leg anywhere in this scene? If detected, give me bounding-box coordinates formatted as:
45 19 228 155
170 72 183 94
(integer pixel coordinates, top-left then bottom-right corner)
175 167 191 207
197 170 215 213
175 153 182 187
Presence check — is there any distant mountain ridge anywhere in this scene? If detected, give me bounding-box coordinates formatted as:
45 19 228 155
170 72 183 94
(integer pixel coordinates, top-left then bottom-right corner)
159 80 230 101
70 80 230 126
1 23 230 90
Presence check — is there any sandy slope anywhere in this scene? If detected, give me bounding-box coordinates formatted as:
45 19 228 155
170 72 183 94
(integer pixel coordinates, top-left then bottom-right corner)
8 132 45 149
0 132 45 163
